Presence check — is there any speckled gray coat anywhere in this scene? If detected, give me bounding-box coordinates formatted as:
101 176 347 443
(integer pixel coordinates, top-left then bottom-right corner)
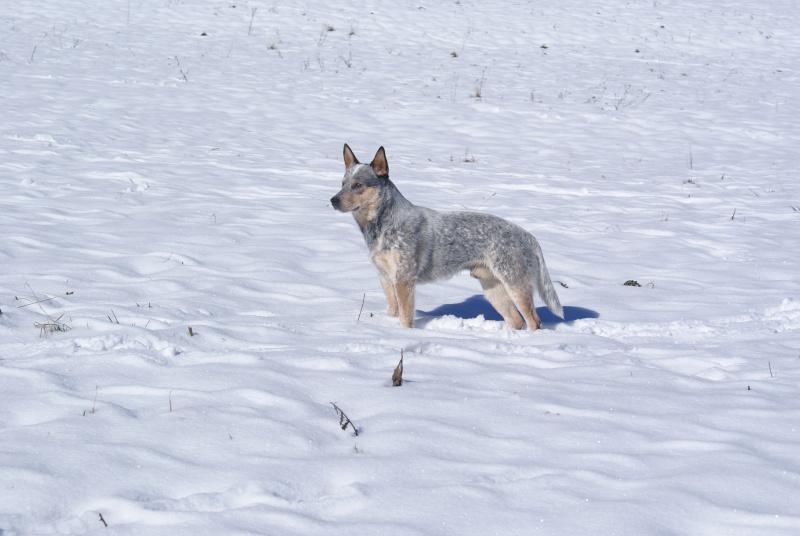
332 145 563 330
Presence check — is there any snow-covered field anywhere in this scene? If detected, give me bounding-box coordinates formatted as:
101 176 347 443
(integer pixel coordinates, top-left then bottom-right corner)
2 0 799 533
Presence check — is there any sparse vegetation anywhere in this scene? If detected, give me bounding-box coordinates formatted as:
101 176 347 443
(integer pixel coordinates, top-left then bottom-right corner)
472 68 487 99
461 148 477 163
18 284 73 337
35 316 71 337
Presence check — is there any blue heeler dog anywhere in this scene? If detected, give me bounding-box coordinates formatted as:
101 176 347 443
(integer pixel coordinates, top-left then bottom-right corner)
331 144 564 331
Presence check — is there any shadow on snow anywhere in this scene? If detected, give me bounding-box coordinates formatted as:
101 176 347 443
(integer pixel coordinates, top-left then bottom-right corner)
420 294 598 326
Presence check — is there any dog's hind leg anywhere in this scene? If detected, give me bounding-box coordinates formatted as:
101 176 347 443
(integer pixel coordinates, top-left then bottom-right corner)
471 267 524 330
508 289 542 331
496 275 542 331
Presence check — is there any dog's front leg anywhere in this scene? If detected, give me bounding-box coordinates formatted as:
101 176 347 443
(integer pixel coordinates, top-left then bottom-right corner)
372 250 415 327
394 278 416 328
378 274 399 317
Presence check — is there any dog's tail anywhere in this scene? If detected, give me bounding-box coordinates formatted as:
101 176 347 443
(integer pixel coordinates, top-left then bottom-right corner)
532 236 564 319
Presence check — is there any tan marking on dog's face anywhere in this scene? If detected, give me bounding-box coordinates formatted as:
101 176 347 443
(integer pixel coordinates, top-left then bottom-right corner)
332 151 390 229
332 170 383 229
351 186 382 229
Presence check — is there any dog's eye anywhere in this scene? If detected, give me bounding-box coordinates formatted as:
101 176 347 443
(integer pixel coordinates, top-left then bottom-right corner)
351 182 363 189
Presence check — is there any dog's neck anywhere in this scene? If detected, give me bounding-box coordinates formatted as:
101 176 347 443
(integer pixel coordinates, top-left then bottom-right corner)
358 179 412 250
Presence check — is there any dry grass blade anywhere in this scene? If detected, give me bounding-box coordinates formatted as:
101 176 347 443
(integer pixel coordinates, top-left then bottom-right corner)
18 295 58 308
357 293 365 322
34 314 72 338
21 284 73 337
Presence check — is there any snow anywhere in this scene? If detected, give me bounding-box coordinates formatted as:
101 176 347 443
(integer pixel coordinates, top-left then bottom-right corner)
1 0 799 534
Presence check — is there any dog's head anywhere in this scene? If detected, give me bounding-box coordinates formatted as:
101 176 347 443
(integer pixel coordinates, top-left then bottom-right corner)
331 144 389 226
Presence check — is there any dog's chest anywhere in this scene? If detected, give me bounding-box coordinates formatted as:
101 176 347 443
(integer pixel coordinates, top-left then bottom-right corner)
366 227 414 278
365 221 406 253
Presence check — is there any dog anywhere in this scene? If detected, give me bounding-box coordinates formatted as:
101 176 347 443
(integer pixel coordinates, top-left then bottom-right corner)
330 144 563 331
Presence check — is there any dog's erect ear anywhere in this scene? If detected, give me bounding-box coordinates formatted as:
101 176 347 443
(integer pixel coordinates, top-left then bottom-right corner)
370 146 389 177
343 144 359 170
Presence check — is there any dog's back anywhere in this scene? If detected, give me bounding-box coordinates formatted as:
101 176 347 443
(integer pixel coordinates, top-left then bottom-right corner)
408 209 532 281
394 207 563 319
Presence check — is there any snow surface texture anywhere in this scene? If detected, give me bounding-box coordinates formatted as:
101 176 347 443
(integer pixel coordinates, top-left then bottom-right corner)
1 0 799 534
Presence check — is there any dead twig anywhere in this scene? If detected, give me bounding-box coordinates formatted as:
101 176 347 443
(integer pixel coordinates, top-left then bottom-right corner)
357 293 366 322
35 315 72 337
248 6 257 36
331 402 358 436
17 295 58 308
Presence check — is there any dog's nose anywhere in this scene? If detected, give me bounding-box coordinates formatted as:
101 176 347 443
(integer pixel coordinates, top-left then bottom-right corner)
331 195 340 209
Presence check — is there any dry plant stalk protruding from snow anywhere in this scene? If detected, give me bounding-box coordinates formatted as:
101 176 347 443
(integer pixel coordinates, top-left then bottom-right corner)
19 284 73 338
331 402 359 436
392 350 404 386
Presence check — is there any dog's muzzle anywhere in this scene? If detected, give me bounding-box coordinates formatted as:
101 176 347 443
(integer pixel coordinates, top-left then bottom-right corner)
330 195 341 210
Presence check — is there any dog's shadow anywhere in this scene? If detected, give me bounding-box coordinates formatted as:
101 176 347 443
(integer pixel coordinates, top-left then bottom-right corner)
420 294 598 325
